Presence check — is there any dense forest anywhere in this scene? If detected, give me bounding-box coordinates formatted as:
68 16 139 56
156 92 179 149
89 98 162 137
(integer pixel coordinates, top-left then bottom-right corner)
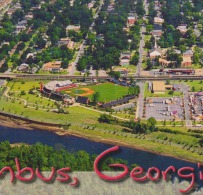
0 141 127 171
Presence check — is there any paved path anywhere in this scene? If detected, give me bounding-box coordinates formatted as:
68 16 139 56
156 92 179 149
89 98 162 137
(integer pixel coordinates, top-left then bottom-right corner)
113 103 135 111
136 81 145 119
136 0 148 76
78 105 130 121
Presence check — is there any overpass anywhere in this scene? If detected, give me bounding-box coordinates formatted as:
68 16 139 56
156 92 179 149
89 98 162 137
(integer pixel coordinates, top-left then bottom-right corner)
0 73 202 81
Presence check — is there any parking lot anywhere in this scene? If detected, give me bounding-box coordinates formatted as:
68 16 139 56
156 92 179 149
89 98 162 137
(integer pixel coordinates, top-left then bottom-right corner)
189 93 203 122
146 97 184 120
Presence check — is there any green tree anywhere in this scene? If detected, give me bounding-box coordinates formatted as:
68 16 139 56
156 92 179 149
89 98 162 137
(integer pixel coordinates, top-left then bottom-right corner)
130 53 139 65
128 86 140 96
147 117 157 132
92 92 100 105
168 90 174 95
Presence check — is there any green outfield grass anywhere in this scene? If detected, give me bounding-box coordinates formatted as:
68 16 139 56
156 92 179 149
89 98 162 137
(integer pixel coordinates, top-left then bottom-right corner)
64 83 129 102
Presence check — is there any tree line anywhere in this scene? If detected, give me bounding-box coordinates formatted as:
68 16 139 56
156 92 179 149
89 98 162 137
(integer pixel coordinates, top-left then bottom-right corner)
0 141 127 171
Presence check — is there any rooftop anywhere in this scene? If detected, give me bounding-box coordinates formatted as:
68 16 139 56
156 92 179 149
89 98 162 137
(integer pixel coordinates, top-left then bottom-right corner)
152 81 165 92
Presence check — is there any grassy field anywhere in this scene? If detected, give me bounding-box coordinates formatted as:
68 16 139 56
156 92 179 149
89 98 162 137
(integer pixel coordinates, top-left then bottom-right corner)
144 83 183 98
7 80 43 91
113 65 137 74
0 93 203 163
37 70 68 75
2 80 203 163
64 83 129 102
6 81 57 109
174 80 203 92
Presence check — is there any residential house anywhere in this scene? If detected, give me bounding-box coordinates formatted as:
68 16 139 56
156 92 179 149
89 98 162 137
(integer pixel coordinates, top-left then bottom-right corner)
176 24 188 35
7 8 16 17
127 16 136 26
154 17 164 24
88 2 94 9
30 4 41 10
26 52 36 59
66 25 80 35
70 0 74 6
15 25 26 34
1 41 9 47
17 63 29 72
42 61 62 72
67 41 75 50
181 56 192 67
154 0 161 11
58 38 71 46
14 2 22 9
25 13 34 20
174 49 181 55
120 52 131 66
151 24 163 37
58 38 75 49
149 48 162 59
107 5 114 12
183 50 193 58
181 50 193 67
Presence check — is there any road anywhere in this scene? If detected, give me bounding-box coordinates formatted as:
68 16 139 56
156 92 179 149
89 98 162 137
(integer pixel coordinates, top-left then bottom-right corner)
136 81 145 119
68 1 104 75
169 83 192 127
136 0 148 76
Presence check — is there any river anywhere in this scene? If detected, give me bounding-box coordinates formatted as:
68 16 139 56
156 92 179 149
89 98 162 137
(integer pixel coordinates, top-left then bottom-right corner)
0 125 203 191
0 125 199 170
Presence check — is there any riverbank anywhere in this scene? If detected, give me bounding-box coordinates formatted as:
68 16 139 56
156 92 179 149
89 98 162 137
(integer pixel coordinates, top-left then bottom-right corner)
0 115 202 164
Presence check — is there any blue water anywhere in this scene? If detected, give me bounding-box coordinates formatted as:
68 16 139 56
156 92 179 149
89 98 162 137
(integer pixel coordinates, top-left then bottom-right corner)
0 125 199 170
1 125 203 191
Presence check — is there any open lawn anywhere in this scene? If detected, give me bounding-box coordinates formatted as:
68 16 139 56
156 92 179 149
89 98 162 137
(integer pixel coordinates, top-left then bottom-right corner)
7 80 44 91
37 70 68 75
174 80 203 92
113 65 137 74
0 97 100 125
6 81 57 109
0 93 203 162
64 83 129 102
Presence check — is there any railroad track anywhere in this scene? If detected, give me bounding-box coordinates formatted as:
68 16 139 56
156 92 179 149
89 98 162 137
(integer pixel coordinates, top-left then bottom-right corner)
0 73 202 81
